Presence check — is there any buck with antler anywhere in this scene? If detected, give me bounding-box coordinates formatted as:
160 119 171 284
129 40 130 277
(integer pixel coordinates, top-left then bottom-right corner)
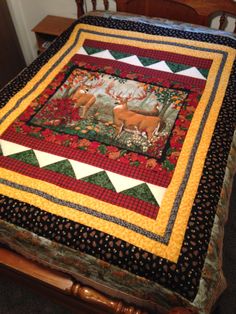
71 79 104 118
106 82 165 140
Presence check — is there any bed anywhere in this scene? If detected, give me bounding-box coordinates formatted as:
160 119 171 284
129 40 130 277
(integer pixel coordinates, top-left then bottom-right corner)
0 1 236 313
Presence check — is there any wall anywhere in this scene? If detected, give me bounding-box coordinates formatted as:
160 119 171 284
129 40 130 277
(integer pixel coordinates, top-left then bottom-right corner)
7 0 235 66
7 0 78 65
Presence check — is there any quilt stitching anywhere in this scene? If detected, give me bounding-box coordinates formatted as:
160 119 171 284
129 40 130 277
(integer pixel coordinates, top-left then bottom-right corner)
0 15 235 301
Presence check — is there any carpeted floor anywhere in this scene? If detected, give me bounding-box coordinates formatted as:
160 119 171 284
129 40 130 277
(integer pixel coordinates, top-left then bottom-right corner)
0 276 72 314
0 177 235 314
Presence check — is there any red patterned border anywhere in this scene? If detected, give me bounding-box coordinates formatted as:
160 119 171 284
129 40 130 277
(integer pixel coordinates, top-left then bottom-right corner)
73 55 207 88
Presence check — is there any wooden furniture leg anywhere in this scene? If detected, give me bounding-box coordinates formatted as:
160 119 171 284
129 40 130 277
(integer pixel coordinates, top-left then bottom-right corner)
0 247 198 314
0 247 146 314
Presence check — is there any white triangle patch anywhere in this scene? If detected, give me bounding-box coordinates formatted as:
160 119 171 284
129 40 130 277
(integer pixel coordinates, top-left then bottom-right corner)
0 139 30 156
76 47 88 55
106 171 143 193
146 61 173 73
34 150 66 168
91 49 115 60
147 183 167 206
70 160 102 179
176 67 206 79
118 55 143 67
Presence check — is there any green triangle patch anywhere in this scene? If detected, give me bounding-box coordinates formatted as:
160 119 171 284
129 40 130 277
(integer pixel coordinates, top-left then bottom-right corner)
166 62 191 73
0 145 3 156
121 183 158 206
9 150 39 167
198 68 209 78
81 171 116 191
139 56 160 66
43 160 76 178
110 50 132 60
84 46 103 55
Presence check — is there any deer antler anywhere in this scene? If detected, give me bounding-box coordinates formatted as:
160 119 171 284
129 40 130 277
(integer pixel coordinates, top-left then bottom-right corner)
89 78 104 89
106 82 139 102
79 78 104 91
105 82 123 101
131 87 148 101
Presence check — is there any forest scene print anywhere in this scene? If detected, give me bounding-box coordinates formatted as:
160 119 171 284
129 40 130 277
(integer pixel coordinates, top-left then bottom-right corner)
30 68 188 159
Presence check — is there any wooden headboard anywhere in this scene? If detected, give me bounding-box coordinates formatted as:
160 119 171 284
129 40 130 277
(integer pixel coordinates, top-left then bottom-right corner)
75 0 236 31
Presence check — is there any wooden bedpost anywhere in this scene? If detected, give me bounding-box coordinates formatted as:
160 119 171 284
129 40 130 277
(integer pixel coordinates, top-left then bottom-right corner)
70 283 146 314
0 247 147 314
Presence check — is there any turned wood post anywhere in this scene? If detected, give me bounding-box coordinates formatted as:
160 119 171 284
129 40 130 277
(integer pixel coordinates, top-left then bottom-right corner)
70 282 147 314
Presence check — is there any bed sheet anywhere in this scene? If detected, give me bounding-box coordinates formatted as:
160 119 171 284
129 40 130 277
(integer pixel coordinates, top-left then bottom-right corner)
0 12 235 314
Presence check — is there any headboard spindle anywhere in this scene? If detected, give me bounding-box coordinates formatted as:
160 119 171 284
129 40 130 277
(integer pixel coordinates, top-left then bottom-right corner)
219 13 227 30
75 0 110 17
92 0 97 11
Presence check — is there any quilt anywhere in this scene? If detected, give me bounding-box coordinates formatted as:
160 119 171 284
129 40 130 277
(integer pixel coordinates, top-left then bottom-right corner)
0 13 235 313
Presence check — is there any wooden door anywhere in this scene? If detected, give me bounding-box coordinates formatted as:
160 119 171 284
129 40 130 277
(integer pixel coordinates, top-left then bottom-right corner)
0 0 26 89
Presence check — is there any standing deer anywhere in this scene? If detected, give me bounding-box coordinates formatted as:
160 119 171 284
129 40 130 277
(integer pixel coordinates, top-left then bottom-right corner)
106 82 165 141
71 79 104 118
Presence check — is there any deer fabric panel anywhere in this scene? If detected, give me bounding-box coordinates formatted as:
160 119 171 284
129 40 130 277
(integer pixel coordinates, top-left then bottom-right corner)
0 13 235 309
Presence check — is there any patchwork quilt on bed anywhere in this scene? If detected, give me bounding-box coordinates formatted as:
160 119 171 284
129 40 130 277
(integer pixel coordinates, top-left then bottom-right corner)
0 13 235 313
